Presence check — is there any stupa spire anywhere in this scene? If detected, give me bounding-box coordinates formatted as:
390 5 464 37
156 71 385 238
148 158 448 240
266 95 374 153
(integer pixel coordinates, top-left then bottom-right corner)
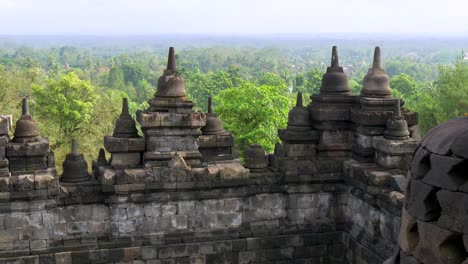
71 139 78 155
208 96 213 113
122 98 129 116
395 99 401 118
22 98 29 115
296 92 303 107
167 47 176 71
373 47 381 68
331 46 339 67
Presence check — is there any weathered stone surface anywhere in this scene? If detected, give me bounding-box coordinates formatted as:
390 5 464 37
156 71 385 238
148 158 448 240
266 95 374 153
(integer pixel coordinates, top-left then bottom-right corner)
399 250 420 264
372 137 418 154
410 147 431 180
244 144 267 170
405 179 441 221
422 154 467 191
436 190 468 233
0 116 10 136
34 174 57 189
318 129 353 151
217 163 247 180
413 220 466 264
375 150 413 169
110 152 141 167
399 209 419 255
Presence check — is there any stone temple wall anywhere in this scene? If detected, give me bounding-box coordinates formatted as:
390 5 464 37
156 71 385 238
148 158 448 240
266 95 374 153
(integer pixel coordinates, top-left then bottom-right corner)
0 46 423 264
0 174 405 264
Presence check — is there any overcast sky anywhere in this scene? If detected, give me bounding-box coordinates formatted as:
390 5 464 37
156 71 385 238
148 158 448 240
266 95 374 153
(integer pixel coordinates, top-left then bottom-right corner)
0 0 467 36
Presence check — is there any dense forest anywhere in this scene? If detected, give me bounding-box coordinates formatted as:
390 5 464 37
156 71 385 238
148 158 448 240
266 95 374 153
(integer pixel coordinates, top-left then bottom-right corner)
1 36 467 170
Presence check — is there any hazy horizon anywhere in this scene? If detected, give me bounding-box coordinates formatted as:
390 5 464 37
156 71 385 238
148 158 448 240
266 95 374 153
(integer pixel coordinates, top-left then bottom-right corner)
1 0 468 36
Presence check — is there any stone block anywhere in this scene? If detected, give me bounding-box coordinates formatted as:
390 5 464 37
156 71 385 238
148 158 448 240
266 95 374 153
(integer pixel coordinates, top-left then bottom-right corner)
8 157 26 172
436 190 468 233
110 152 141 167
162 204 177 216
283 143 316 157
413 220 466 264
282 159 318 179
39 254 55 264
372 137 418 154
127 205 144 219
89 249 109 264
147 136 198 152
0 167 9 177
6 140 49 158
26 140 50 156
0 177 9 192
144 204 161 217
294 245 327 259
399 251 420 264
410 147 431 179
123 247 141 262
102 169 116 185
310 107 350 121
399 209 419 255
128 138 145 151
422 154 467 191
104 137 145 153
0 116 10 136
405 179 441 221
124 168 153 183
34 174 57 189
25 156 47 171
30 239 46 249
351 109 394 126
216 213 242 227
55 252 72 264
91 205 109 221
238 250 260 263
104 136 129 152
0 150 7 162
375 150 412 170
138 111 161 127
278 129 319 143
355 133 374 149
217 163 247 179
10 174 35 191
171 215 188 229
47 151 55 168
318 129 353 151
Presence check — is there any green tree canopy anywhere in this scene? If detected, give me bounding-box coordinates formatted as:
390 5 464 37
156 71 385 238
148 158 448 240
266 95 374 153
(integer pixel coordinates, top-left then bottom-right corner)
215 82 293 154
390 73 416 97
32 72 98 144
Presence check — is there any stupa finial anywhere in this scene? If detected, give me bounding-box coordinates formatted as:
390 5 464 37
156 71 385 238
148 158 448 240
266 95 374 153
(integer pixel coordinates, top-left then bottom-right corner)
331 46 339 67
373 46 381 69
167 47 176 71
22 98 29 115
395 99 401 118
208 96 213 113
71 139 78 155
296 92 303 107
122 98 129 116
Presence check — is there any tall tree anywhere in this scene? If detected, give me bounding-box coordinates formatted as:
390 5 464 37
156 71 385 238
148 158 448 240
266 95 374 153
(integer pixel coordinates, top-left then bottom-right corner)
215 82 293 154
32 72 98 146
